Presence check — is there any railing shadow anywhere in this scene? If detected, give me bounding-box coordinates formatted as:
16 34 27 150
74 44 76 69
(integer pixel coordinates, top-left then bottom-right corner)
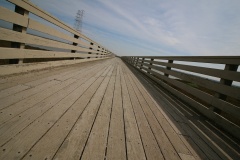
124 61 240 160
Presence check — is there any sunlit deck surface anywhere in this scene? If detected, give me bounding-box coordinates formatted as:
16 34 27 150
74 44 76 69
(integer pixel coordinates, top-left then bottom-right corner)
0 58 239 160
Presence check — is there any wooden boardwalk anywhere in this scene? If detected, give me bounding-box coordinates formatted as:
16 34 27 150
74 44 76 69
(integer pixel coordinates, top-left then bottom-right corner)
0 58 239 160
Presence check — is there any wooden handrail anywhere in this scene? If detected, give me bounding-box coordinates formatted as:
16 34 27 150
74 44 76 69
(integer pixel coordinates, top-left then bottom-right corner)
0 0 114 75
122 56 240 140
130 56 240 64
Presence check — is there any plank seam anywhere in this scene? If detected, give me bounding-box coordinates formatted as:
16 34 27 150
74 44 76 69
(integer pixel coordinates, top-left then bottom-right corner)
16 66 110 159
122 67 148 159
104 66 117 160
79 66 114 160
127 73 166 159
120 68 128 160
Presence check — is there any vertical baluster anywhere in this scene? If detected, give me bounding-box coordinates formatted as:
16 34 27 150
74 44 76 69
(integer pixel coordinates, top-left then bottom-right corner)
164 60 173 77
71 34 79 60
140 58 145 70
10 5 29 64
88 42 94 59
147 58 154 74
211 64 239 114
135 57 139 67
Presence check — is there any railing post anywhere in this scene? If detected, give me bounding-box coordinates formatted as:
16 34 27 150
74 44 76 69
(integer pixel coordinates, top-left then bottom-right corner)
140 58 145 70
71 34 79 60
132 57 136 66
88 42 94 59
95 46 100 57
164 60 173 77
102 47 104 55
147 58 154 74
97 46 100 52
211 64 239 114
71 35 79 53
135 57 139 67
132 57 135 65
10 5 29 64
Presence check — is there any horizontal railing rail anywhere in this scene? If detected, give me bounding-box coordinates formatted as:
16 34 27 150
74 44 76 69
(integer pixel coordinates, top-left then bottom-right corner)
0 0 114 75
122 56 240 140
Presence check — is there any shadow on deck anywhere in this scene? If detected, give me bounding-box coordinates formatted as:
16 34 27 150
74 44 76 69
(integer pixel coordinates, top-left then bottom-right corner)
125 60 240 160
0 58 239 160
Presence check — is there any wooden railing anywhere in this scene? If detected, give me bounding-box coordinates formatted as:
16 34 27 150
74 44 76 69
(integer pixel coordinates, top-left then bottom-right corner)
122 56 240 139
0 0 114 75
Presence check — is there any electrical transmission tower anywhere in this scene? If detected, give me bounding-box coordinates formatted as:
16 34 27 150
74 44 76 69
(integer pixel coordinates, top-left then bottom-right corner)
74 10 84 33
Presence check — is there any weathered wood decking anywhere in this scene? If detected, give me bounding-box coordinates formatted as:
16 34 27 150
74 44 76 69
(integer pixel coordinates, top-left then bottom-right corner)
0 58 239 160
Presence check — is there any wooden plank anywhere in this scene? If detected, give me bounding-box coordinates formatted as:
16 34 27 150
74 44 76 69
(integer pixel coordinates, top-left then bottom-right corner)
0 64 77 90
23 67 113 160
151 85 237 160
179 135 208 160
0 58 110 90
0 6 28 27
106 65 126 160
127 73 182 159
126 63 186 123
87 45 107 54
0 68 58 90
132 76 218 159
0 79 71 124
0 57 109 76
134 72 191 135
28 71 79 86
135 67 240 139
190 121 240 159
0 63 107 127
123 62 209 160
140 62 240 100
139 79 223 159
120 66 146 160
7 0 84 40
28 19 91 48
140 66 240 119
24 65 84 86
202 120 240 153
127 56 240 65
0 48 107 59
0 28 98 53
54 65 99 81
7 0 100 46
0 84 30 99
125 61 240 156
180 124 222 159
125 66 193 157
146 81 239 160
0 62 83 89
0 80 60 110
124 68 164 160
80 69 116 160
142 60 240 82
51 66 114 160
178 153 196 160
0 65 110 159
0 78 76 145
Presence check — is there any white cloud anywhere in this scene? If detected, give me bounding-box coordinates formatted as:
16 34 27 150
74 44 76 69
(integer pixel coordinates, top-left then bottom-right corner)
28 0 240 56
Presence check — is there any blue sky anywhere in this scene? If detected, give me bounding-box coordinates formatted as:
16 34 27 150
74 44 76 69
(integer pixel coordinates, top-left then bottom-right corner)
2 0 240 56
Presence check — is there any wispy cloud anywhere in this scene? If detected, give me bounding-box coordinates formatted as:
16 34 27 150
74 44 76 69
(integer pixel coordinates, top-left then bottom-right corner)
25 0 240 56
